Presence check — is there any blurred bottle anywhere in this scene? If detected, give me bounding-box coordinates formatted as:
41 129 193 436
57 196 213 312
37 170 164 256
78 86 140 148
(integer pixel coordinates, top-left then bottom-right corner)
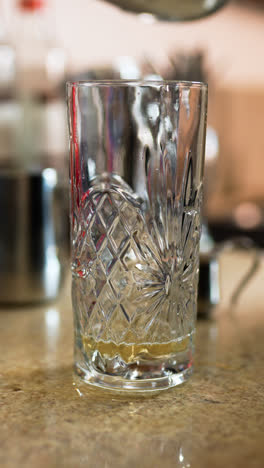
0 0 69 305
15 0 66 97
0 2 16 97
12 0 67 169
0 0 17 161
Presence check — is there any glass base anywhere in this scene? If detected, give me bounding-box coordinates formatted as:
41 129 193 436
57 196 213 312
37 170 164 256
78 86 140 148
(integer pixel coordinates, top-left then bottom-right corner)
74 341 193 392
75 364 192 392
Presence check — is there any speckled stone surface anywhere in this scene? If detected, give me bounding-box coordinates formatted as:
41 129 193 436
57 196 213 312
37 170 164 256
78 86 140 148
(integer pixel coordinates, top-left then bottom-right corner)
1 254 264 468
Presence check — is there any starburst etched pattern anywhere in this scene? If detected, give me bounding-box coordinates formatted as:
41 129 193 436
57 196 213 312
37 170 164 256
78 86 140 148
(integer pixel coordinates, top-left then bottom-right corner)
72 170 202 348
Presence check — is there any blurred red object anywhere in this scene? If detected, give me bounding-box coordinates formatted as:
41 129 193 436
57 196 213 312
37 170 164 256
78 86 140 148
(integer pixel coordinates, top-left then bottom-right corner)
19 0 45 11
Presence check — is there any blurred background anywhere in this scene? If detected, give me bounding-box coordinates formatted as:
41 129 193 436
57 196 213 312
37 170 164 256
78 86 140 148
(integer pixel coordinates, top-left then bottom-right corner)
0 0 264 306
1 0 264 218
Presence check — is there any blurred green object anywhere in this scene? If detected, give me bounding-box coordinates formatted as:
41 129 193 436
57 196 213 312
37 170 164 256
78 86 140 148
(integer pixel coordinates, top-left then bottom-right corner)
102 0 228 21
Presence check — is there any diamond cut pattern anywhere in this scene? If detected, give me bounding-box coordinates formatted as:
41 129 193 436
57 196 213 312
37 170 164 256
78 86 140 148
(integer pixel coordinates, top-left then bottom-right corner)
109 305 130 342
90 215 106 251
109 261 132 300
99 194 117 228
120 202 138 230
100 242 116 274
99 283 116 321
110 219 129 251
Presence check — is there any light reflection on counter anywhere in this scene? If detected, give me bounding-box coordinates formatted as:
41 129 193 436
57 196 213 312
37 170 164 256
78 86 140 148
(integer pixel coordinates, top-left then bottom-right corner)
45 307 60 354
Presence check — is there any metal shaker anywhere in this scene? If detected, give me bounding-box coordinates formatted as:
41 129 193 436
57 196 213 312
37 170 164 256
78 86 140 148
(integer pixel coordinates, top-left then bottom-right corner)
0 165 69 304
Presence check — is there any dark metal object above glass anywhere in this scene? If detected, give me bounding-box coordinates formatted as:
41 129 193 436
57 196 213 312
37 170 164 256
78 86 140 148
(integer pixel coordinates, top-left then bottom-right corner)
102 0 229 21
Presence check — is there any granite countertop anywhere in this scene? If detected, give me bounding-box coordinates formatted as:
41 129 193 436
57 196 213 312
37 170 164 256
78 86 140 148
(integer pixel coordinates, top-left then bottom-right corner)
0 253 264 468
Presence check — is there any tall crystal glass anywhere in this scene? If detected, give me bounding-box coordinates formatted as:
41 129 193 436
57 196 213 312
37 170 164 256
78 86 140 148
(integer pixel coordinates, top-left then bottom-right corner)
67 80 208 391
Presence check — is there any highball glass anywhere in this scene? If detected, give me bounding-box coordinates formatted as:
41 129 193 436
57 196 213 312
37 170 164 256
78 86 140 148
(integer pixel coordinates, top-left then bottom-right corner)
67 80 208 391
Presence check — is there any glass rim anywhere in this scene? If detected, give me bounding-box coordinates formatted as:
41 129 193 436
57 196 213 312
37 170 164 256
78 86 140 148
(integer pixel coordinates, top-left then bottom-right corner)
66 79 208 89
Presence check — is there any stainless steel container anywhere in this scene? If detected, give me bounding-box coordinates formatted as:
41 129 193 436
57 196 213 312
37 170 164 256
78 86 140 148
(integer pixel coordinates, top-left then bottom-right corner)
102 0 228 21
0 165 69 304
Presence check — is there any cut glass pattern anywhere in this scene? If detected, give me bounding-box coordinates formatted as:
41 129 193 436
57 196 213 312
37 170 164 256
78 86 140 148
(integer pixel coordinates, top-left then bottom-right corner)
72 168 202 345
